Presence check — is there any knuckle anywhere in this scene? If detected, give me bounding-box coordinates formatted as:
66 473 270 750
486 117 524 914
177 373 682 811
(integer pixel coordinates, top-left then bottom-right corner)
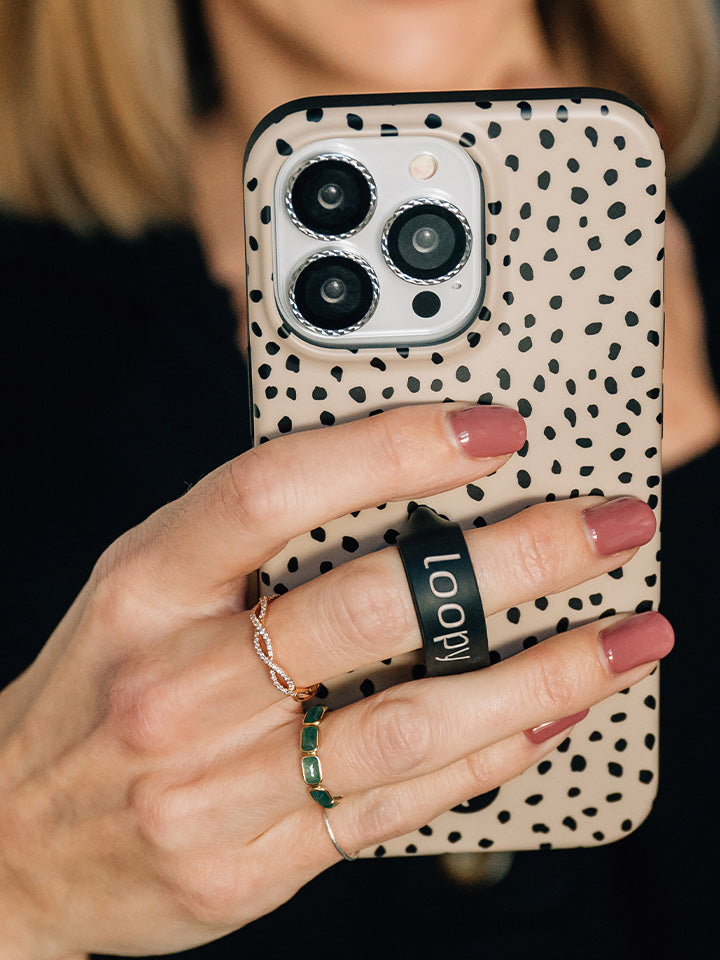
128 777 254 927
461 749 497 794
83 576 145 644
362 697 430 780
359 405 454 491
91 526 149 586
212 446 297 542
365 408 416 479
353 789 408 844
526 647 577 717
87 543 145 624
85 526 177 636
128 773 180 850
173 857 253 927
105 661 176 754
128 781 255 927
510 505 565 590
326 562 411 660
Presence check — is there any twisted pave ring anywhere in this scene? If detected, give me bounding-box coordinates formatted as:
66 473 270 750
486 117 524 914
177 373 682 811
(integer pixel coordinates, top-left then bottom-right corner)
250 596 319 701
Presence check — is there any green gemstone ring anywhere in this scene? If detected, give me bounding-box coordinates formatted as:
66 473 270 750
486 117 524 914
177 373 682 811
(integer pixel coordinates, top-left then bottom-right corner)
300 705 343 807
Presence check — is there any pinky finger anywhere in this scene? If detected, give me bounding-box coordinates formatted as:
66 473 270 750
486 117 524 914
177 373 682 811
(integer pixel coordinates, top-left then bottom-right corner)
342 724 584 858
263 720 584 873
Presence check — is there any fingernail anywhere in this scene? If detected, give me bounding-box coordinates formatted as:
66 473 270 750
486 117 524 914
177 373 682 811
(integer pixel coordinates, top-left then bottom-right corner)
582 497 656 556
447 405 527 458
600 611 674 675
525 709 589 745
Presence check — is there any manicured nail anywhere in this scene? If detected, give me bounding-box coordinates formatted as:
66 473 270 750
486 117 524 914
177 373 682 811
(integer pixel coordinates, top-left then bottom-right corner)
525 709 589 745
582 497 656 556
447 405 527 458
600 611 674 675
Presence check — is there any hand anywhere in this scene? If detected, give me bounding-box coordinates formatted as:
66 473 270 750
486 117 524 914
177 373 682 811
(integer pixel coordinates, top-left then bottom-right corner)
0 403 671 958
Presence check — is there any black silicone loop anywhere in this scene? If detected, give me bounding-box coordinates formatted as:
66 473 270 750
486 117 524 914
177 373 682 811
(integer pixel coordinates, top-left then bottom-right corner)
397 505 490 677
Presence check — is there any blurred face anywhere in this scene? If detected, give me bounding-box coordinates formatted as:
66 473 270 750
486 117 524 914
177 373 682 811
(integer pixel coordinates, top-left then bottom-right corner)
204 0 564 145
196 0 571 307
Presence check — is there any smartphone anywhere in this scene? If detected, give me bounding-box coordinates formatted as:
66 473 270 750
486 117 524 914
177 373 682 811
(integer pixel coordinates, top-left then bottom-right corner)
243 89 665 856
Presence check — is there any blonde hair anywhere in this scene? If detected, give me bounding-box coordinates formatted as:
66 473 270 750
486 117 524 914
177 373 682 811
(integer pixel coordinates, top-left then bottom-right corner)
0 0 189 234
539 0 720 176
1 0 718 235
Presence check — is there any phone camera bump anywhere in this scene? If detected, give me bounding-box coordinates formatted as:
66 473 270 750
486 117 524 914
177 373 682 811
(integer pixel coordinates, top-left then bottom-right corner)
286 154 377 239
382 198 472 283
290 250 379 335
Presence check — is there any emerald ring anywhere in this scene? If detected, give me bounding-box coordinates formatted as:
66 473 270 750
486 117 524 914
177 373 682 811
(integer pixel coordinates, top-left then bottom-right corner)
301 705 343 808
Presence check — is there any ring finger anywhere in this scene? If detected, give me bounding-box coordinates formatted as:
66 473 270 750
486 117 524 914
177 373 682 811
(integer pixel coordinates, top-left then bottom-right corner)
236 494 656 712
169 609 672 843
141 494 655 754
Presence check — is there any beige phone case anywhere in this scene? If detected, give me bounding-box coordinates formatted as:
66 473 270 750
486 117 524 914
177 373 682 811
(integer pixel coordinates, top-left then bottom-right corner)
243 89 665 856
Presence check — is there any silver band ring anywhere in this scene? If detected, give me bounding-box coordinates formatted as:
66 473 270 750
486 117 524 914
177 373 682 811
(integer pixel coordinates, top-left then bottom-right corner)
250 595 319 702
323 810 359 861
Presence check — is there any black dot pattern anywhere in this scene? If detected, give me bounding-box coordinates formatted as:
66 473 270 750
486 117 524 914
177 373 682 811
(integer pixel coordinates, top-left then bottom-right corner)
244 91 664 856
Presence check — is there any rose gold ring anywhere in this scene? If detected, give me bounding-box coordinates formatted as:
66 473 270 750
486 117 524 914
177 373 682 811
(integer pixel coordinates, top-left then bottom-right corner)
249 595 319 702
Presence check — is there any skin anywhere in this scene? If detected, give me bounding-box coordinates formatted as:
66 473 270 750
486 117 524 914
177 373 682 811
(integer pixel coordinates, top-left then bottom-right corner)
0 1 703 956
194 0 720 468
0 405 669 957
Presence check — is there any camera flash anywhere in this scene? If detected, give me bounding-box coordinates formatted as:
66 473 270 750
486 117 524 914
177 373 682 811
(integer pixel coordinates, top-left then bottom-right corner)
410 153 438 180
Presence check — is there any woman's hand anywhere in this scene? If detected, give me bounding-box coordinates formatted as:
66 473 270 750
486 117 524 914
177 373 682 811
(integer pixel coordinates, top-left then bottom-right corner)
0 403 671 959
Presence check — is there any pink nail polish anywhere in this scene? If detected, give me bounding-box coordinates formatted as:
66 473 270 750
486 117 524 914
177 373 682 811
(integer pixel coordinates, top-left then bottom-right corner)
582 497 656 556
447 405 527 459
600 611 674 675
525 709 589 745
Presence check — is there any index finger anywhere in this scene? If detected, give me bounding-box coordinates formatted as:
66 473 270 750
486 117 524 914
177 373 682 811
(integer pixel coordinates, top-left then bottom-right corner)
124 403 526 608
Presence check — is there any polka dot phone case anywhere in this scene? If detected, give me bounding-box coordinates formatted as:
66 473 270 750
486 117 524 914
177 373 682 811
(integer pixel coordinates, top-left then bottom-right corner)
243 90 665 856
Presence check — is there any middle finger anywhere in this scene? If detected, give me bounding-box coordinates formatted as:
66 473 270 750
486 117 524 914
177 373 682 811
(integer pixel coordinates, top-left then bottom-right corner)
246 494 656 704
160 494 656 734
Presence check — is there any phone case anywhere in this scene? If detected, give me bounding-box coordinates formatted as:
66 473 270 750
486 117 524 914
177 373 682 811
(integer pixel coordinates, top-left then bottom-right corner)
243 89 665 856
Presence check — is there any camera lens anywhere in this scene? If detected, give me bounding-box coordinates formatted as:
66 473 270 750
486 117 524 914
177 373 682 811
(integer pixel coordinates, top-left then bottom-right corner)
287 155 376 239
290 251 378 334
317 183 344 210
383 199 472 283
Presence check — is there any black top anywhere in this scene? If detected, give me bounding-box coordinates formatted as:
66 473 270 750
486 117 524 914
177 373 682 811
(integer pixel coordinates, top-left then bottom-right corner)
2 142 718 959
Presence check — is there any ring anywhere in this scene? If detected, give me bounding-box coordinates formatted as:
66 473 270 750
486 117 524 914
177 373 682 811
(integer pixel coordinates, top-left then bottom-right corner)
323 810 358 861
250 595 320 701
397 504 490 677
300 705 343 808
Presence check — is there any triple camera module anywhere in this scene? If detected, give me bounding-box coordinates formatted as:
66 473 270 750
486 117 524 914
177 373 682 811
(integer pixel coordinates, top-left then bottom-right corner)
274 137 484 348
